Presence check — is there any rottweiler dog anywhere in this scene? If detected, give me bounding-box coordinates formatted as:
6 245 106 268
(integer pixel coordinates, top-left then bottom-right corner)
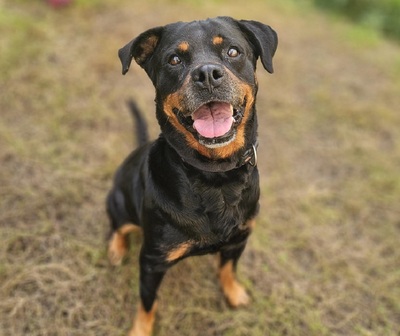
107 16 277 336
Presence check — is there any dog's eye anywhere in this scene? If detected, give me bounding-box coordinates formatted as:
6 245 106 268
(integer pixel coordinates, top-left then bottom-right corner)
227 47 240 58
169 55 181 66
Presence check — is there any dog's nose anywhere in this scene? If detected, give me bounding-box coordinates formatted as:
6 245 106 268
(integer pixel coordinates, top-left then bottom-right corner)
192 64 224 92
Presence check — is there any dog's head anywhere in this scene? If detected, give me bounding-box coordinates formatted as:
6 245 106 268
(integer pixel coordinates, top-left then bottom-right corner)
119 17 277 168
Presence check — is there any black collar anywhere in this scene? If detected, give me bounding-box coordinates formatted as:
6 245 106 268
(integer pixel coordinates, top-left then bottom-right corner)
178 142 258 172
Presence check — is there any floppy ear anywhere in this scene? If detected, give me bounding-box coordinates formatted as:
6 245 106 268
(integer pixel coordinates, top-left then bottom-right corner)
238 20 278 74
118 26 163 75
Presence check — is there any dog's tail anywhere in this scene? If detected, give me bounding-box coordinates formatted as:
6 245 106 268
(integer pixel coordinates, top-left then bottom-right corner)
127 99 149 147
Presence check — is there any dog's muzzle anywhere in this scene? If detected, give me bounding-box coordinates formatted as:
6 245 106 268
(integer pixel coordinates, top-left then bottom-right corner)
173 98 246 148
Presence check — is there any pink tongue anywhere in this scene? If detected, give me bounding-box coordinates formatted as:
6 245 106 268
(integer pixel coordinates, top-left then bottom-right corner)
192 102 234 138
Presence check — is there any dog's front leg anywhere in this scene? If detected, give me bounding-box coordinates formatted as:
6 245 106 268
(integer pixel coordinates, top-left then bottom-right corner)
129 249 167 336
218 229 251 308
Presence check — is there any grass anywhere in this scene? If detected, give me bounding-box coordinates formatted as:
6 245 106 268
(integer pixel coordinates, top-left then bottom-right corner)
1 0 400 335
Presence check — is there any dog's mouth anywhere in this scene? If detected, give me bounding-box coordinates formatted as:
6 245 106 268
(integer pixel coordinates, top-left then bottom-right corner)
174 100 245 148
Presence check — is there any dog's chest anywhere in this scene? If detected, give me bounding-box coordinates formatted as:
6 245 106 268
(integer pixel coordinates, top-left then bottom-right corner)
179 171 254 238
164 184 249 258
147 143 259 246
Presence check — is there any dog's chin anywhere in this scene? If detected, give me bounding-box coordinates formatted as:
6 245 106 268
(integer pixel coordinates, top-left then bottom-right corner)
173 100 245 149
198 129 237 148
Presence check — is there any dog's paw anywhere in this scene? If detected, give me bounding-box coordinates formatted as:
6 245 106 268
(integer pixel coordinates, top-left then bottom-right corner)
224 281 250 308
128 303 157 336
108 232 127 266
219 260 250 308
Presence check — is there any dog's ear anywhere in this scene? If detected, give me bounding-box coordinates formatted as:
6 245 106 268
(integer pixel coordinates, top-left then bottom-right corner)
237 20 278 74
118 26 163 75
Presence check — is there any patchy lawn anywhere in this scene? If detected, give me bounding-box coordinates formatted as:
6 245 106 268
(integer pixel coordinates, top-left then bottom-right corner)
1 0 399 335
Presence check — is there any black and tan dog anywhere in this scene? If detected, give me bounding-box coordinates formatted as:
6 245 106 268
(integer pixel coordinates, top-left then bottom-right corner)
107 17 277 336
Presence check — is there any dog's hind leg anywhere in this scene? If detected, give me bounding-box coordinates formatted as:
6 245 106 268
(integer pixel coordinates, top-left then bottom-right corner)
106 189 142 266
108 223 141 266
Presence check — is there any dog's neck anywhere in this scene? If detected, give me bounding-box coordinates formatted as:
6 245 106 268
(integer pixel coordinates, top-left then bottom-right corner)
163 132 258 173
176 141 258 172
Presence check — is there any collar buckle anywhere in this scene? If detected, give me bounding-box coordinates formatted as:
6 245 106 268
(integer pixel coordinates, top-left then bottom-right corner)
241 143 258 167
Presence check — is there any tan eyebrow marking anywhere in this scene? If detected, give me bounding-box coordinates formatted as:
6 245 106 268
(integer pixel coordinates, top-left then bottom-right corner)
178 41 189 52
213 36 224 45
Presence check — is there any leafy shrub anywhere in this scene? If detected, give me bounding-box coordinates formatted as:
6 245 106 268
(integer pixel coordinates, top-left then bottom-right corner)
313 0 400 40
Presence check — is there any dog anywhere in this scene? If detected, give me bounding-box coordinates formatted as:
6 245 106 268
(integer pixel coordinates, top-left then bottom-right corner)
107 16 277 336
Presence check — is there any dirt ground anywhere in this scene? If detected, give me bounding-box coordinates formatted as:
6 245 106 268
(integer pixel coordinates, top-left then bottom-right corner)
1 0 399 335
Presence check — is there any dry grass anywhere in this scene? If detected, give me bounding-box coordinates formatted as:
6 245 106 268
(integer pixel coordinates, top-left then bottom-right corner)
1 0 399 335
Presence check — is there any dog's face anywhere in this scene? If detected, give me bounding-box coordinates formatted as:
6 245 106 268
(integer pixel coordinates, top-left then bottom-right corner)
119 17 277 161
